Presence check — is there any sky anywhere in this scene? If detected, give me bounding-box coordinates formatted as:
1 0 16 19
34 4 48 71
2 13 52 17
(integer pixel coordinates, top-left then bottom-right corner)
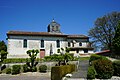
0 0 120 43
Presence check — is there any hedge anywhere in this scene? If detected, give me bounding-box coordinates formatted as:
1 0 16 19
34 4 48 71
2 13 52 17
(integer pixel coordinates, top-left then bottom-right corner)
6 68 11 74
23 64 29 72
12 65 21 75
89 54 108 63
87 66 96 79
92 59 114 79
3 58 27 63
39 65 47 72
113 60 120 76
3 58 44 63
51 64 75 80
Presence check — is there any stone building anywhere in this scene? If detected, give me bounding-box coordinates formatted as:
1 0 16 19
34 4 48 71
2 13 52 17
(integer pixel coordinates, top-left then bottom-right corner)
7 20 94 58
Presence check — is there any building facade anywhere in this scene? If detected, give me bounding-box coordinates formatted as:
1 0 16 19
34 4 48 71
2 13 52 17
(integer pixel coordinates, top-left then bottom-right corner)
7 20 94 58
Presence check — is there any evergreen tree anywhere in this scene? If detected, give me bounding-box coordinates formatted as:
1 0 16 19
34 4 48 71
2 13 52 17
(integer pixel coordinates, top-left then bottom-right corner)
0 41 8 63
112 21 120 56
0 41 7 52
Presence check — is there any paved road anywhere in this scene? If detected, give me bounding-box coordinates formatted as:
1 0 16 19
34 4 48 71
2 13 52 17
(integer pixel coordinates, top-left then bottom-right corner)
71 60 89 78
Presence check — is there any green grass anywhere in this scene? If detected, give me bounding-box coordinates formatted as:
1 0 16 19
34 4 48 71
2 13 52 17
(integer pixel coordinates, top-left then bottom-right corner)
79 57 90 61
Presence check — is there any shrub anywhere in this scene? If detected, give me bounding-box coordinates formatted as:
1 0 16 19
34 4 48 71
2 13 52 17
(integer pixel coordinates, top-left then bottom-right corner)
0 71 2 74
23 64 29 72
69 64 76 72
6 68 11 74
73 57 79 61
92 59 114 79
3 58 28 63
51 66 62 80
26 49 39 72
44 56 51 61
89 54 108 63
39 65 47 72
12 65 21 75
1 64 6 71
51 64 75 80
87 66 96 79
113 60 120 76
32 66 37 72
3 58 43 63
69 53 74 59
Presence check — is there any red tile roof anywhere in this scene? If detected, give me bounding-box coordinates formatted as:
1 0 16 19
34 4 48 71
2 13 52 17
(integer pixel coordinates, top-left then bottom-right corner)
7 31 88 38
96 50 110 54
67 35 88 39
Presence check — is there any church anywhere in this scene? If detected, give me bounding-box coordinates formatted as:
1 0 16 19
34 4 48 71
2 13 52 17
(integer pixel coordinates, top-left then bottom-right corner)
7 20 94 58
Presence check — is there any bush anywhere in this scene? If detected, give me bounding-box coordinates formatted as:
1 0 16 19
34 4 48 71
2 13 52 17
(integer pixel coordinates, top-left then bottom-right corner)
69 53 74 59
0 71 2 74
51 64 75 80
39 65 47 72
12 65 21 75
69 64 76 72
3 58 43 63
113 60 120 76
32 67 37 72
23 64 29 72
44 56 51 61
92 59 114 79
89 54 108 63
3 58 27 63
1 64 6 71
87 66 96 79
6 68 11 74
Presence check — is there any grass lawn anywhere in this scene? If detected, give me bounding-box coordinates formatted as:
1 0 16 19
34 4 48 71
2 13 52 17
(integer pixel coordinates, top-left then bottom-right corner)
79 57 90 61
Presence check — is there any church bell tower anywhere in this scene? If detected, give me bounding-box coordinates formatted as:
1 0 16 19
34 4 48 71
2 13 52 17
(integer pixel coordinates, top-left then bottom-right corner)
47 19 61 33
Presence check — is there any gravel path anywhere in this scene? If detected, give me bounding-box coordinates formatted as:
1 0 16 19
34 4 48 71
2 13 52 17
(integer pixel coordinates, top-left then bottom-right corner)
0 72 51 80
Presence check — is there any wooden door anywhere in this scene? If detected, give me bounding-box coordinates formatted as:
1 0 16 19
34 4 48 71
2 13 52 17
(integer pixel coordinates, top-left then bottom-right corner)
40 49 45 58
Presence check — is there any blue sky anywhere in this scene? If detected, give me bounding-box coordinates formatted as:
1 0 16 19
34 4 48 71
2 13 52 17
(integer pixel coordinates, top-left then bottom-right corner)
0 0 120 43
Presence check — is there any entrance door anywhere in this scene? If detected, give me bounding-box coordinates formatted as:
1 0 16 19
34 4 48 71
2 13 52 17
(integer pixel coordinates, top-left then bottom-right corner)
40 49 45 58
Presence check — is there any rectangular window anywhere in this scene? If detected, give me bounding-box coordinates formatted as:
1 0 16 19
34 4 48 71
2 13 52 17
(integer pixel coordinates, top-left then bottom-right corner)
41 40 44 48
56 40 60 48
23 39 27 48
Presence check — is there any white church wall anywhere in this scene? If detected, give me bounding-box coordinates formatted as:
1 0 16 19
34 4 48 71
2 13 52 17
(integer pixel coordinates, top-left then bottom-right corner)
81 42 87 47
7 35 68 58
7 39 28 58
79 50 84 53
7 35 93 58
88 50 94 54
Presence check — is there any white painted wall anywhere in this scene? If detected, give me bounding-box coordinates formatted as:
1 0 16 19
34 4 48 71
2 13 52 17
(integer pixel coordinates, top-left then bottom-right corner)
7 36 68 58
7 35 94 58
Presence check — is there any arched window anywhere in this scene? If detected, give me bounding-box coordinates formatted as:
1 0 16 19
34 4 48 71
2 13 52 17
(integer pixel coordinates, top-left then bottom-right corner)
68 42 71 47
23 39 27 48
56 40 60 48
79 42 82 46
84 49 88 53
41 40 44 48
